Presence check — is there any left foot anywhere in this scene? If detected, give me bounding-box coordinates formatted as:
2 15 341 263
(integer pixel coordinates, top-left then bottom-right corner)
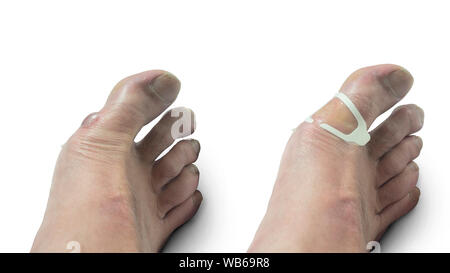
249 64 423 252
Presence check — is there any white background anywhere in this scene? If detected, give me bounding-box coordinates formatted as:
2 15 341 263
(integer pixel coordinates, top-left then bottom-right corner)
0 0 448 252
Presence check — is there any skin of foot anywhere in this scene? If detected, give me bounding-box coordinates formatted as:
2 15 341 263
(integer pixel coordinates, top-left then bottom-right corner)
32 70 203 252
249 64 424 252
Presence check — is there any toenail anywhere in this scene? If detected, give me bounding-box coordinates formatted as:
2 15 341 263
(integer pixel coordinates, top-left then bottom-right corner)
148 72 181 105
415 136 423 149
408 188 420 201
192 191 203 206
190 139 201 154
409 161 419 171
417 107 425 127
384 68 414 98
190 164 199 174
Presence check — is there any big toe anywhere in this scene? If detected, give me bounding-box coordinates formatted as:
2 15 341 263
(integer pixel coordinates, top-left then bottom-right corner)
84 70 181 139
311 64 414 136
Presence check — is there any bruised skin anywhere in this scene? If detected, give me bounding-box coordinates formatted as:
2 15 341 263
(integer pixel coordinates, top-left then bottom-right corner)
32 71 203 252
249 64 423 252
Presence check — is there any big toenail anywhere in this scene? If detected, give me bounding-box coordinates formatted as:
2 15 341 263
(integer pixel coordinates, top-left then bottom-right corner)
81 112 99 128
384 68 414 98
190 139 201 154
148 72 181 105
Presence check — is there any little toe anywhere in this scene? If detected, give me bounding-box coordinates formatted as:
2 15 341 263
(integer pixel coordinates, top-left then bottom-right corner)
157 164 200 218
137 107 196 162
377 136 423 186
369 104 424 159
377 162 419 212
378 187 420 234
95 70 181 138
312 64 414 137
164 190 203 231
152 139 200 191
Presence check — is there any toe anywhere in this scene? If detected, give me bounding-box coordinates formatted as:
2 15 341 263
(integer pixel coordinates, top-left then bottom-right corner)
368 104 424 159
312 64 414 134
157 164 200 218
164 190 203 231
152 139 200 191
137 107 196 162
378 187 420 233
377 162 419 212
97 70 181 138
377 136 422 186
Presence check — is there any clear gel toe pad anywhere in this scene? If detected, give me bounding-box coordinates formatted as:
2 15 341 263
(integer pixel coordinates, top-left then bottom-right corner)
306 93 370 146
319 93 370 146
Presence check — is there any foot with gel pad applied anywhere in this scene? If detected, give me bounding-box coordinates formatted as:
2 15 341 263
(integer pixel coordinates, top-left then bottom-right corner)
249 64 424 252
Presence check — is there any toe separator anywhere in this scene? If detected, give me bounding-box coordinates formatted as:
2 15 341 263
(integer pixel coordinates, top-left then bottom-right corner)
319 93 370 146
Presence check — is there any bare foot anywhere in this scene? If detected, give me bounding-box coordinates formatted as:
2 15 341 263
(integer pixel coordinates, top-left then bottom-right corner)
32 70 202 252
249 64 423 252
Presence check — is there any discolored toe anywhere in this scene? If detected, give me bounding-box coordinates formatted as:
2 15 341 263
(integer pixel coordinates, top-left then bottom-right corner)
377 136 423 186
152 139 200 191
157 164 200 218
377 162 419 212
137 107 196 162
369 104 424 159
97 70 181 138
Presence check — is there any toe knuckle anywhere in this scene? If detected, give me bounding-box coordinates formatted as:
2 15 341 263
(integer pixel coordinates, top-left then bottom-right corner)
351 92 375 119
382 159 404 178
159 194 177 209
163 162 181 178
113 81 139 101
386 122 404 144
156 157 181 179
391 157 405 173
395 105 422 131
408 140 421 158
394 105 412 121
